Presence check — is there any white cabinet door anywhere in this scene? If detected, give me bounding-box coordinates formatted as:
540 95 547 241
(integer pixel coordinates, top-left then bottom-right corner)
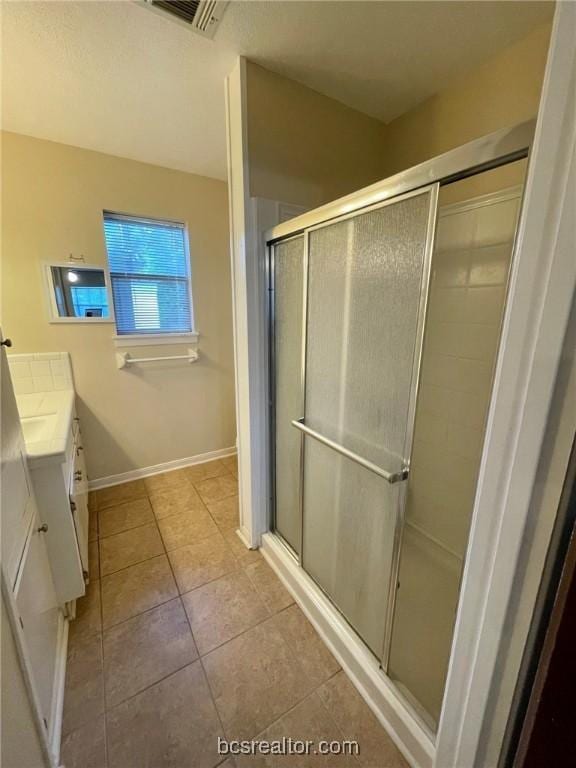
14 513 62 734
0 339 34 585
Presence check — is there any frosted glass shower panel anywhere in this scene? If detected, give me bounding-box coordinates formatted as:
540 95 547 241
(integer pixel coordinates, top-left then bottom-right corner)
302 189 437 654
304 192 435 470
273 236 305 553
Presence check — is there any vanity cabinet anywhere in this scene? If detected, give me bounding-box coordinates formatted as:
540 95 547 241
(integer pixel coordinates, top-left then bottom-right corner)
2 343 67 763
30 409 89 605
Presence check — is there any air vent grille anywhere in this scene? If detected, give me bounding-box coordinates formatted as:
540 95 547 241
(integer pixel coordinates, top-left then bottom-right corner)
143 0 228 38
152 1 200 25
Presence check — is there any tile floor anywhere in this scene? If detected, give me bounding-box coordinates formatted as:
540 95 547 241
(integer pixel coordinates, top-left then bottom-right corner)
60 457 407 768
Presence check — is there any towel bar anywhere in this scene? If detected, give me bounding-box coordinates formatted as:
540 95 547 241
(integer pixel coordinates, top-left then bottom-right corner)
116 348 198 369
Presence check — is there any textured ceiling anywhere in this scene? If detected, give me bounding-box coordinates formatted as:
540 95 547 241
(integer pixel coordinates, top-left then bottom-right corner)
1 1 553 180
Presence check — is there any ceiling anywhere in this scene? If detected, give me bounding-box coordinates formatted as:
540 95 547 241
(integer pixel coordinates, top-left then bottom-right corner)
1 1 553 180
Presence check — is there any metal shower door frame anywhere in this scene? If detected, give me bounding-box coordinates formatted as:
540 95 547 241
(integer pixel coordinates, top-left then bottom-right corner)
266 118 535 687
269 184 440 667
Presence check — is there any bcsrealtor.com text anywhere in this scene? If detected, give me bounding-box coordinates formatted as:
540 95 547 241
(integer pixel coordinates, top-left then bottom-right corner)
218 736 360 757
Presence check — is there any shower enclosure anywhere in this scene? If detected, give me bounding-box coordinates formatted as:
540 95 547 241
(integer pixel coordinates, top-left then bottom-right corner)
266 122 533 733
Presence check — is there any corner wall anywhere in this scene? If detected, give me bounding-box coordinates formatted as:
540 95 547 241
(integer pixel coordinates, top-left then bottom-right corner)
381 22 552 176
1 132 236 480
246 62 387 209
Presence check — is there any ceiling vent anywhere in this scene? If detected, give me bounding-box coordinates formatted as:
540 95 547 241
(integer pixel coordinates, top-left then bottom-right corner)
141 1 229 38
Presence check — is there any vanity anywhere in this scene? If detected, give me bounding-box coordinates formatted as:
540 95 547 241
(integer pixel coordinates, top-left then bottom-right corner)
8 352 89 605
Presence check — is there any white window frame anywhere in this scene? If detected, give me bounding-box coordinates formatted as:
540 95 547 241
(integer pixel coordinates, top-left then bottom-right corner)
103 210 198 345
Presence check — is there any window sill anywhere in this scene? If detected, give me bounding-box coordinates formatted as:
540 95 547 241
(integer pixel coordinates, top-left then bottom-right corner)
113 332 199 348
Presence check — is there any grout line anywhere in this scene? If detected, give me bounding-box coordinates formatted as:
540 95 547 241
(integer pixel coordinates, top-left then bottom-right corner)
95 495 149 512
103 658 204 715
99 550 169 581
98 516 158 541
161 524 232 749
101 593 181 633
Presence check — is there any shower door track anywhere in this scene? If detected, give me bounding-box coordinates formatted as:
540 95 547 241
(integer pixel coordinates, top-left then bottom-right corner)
267 119 534 244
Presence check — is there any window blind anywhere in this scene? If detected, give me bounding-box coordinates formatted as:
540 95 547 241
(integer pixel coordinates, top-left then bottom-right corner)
103 212 193 335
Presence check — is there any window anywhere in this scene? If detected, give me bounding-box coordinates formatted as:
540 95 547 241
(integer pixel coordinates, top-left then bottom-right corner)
103 212 193 336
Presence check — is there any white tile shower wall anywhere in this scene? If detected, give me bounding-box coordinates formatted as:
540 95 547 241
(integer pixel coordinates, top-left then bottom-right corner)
408 192 521 558
388 188 522 723
7 352 73 394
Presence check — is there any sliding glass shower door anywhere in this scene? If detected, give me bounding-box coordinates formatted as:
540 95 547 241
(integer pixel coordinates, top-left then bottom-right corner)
272 186 438 658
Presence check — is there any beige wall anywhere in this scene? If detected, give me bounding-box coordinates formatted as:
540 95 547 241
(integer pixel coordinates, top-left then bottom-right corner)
1 132 235 480
244 22 551 213
381 22 552 177
246 61 387 209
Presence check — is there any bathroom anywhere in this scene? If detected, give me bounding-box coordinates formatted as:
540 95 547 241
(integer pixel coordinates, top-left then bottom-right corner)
1 3 575 768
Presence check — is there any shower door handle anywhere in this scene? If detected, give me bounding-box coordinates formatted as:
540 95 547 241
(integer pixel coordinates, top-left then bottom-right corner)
291 419 409 484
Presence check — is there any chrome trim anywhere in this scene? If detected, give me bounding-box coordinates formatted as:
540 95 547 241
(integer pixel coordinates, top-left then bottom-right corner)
268 241 276 533
265 120 534 243
269 235 306 559
298 233 310 563
381 183 440 672
291 419 409 485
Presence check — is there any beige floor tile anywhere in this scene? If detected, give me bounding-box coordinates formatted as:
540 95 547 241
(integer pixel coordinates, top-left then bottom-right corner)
101 555 178 628
206 495 240 531
99 522 164 576
186 459 229 485
98 497 154 538
144 468 191 494
89 539 100 580
236 692 359 768
69 578 102 642
182 570 268 655
272 605 340 689
149 484 207 520
245 559 294 614
168 533 237 594
196 474 238 504
222 528 262 568
221 455 238 478
106 662 224 768
202 616 315 741
317 672 408 768
62 633 104 736
157 507 219 551
89 508 98 541
94 480 147 510
103 598 198 708
60 714 107 768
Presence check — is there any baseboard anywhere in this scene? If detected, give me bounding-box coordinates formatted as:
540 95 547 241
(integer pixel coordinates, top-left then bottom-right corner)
49 612 68 766
88 446 237 490
260 533 435 768
235 525 255 550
